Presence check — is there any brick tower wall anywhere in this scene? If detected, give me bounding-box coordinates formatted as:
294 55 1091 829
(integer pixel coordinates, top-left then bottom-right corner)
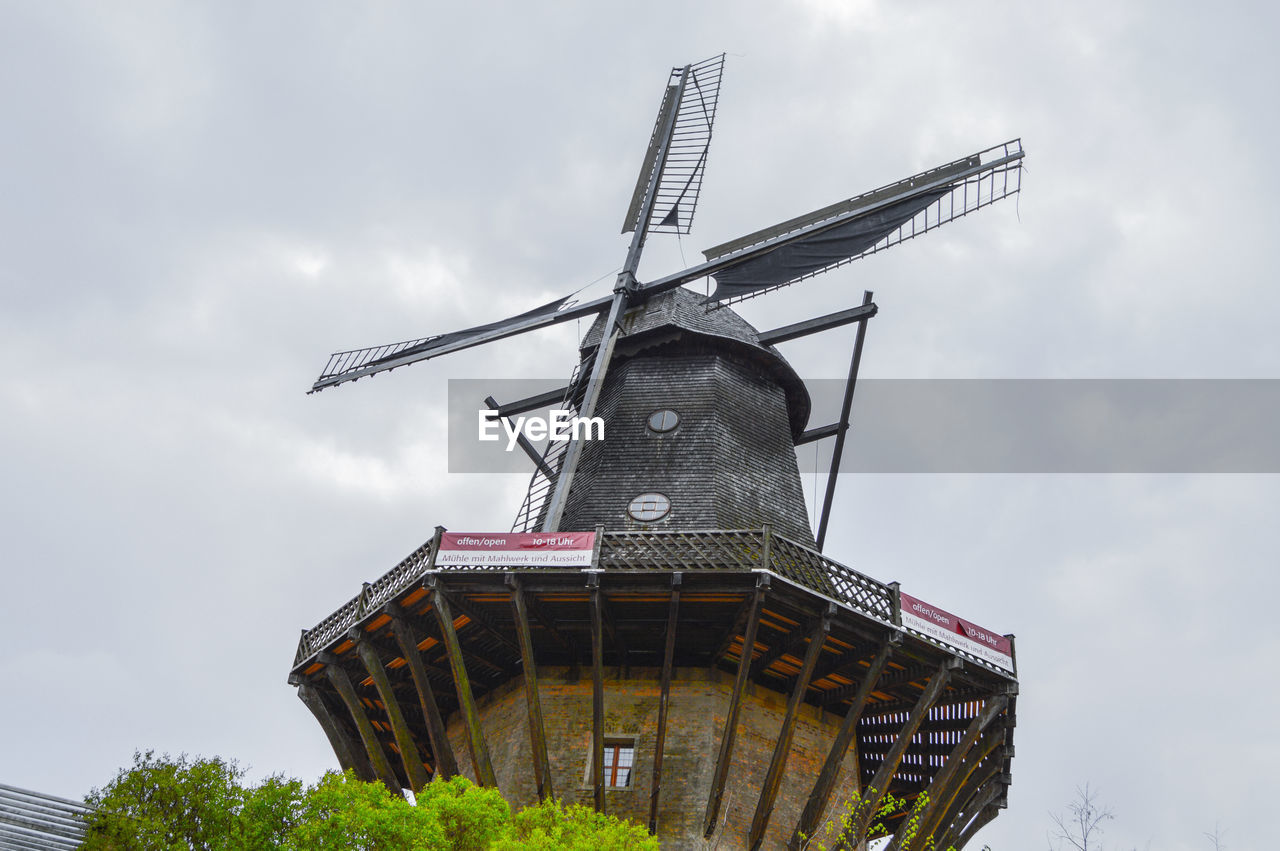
444 668 862 850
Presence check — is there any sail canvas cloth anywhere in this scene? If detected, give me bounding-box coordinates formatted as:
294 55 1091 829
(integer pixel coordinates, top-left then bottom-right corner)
380 296 574 364
706 189 948 302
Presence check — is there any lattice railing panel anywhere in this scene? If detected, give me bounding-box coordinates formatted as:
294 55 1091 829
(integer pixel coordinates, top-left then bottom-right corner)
365 539 435 609
600 528 764 571
769 536 895 622
297 527 896 668
296 597 362 664
294 536 437 665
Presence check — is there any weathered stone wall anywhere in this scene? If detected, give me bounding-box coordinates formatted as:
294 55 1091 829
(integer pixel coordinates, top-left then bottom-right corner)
445 667 862 850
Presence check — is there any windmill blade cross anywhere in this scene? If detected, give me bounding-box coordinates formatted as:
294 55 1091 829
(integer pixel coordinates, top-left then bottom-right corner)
310 54 727 397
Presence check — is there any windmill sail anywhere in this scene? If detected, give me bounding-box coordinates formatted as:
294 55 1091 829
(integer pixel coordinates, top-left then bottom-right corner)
309 293 611 393
705 190 949 302
621 54 725 237
696 139 1024 304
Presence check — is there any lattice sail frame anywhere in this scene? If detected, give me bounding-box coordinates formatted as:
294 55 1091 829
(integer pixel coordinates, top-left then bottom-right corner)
703 138 1024 308
622 54 725 237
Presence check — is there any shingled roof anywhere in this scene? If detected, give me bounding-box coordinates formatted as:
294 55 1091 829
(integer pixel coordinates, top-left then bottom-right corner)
579 286 811 437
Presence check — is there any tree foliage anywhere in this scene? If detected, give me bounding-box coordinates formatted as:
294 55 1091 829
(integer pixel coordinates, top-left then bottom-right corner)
84 751 255 850
82 751 657 850
797 786 961 851
494 797 656 851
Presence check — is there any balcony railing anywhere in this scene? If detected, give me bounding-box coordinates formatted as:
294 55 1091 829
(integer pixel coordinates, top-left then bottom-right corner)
292 526 1010 679
294 527 896 666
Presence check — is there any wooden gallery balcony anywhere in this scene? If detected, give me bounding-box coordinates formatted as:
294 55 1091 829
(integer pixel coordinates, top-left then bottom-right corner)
289 527 1017 851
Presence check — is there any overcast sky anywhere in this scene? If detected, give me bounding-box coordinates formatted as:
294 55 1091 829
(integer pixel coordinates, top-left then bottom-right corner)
3 2 1277 848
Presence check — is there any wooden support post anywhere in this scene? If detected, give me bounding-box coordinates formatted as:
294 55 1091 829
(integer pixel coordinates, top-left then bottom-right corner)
789 636 896 849
904 699 1009 851
485 395 555 479
352 632 432 792
429 578 497 787
760 522 774 570
507 574 554 800
931 759 1002 851
842 658 956 846
517 589 578 680
936 773 1002 851
387 608 459 779
321 654 401 792
703 574 769 838
817 290 874 552
884 695 1007 851
589 572 606 813
296 682 372 780
648 572 681 835
953 802 1000 850
748 606 834 850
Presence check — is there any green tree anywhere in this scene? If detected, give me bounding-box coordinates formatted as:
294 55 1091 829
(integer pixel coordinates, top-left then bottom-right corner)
83 750 254 850
239 775 305 850
797 787 965 851
83 751 657 850
492 797 658 851
411 775 510 850
283 769 445 850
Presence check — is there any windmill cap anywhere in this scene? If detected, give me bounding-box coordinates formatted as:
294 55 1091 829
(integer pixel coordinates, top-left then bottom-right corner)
580 287 812 437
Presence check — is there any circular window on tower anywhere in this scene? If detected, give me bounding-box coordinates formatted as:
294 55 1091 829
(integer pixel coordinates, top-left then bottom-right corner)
626 492 671 522
646 409 680 433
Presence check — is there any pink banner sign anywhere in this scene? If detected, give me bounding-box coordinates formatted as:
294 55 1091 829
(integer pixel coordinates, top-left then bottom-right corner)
899 592 1014 673
436 532 596 567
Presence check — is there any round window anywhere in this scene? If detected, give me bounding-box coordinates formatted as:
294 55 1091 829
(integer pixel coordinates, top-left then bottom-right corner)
626 492 671 522
647 409 679 433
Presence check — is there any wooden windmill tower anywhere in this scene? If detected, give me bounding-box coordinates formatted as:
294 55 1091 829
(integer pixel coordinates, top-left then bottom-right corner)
291 55 1023 850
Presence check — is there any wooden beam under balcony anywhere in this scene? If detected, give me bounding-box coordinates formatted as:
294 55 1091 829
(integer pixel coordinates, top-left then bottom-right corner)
428 577 497 787
352 631 432 792
648 572 682 835
749 604 833 850
789 636 895 849
703 574 768 838
320 654 401 792
296 682 372 781
842 658 957 845
588 574 607 812
886 695 1007 851
507 574 554 800
387 606 459 780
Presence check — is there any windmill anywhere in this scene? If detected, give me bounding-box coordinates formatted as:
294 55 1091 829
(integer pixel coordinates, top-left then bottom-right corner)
293 56 1024 850
309 54 1023 544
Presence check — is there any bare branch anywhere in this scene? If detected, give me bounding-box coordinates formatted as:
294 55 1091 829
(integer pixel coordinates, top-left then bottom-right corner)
1048 783 1114 851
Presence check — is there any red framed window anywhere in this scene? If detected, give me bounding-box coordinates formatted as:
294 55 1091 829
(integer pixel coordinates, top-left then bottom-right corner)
602 741 635 788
